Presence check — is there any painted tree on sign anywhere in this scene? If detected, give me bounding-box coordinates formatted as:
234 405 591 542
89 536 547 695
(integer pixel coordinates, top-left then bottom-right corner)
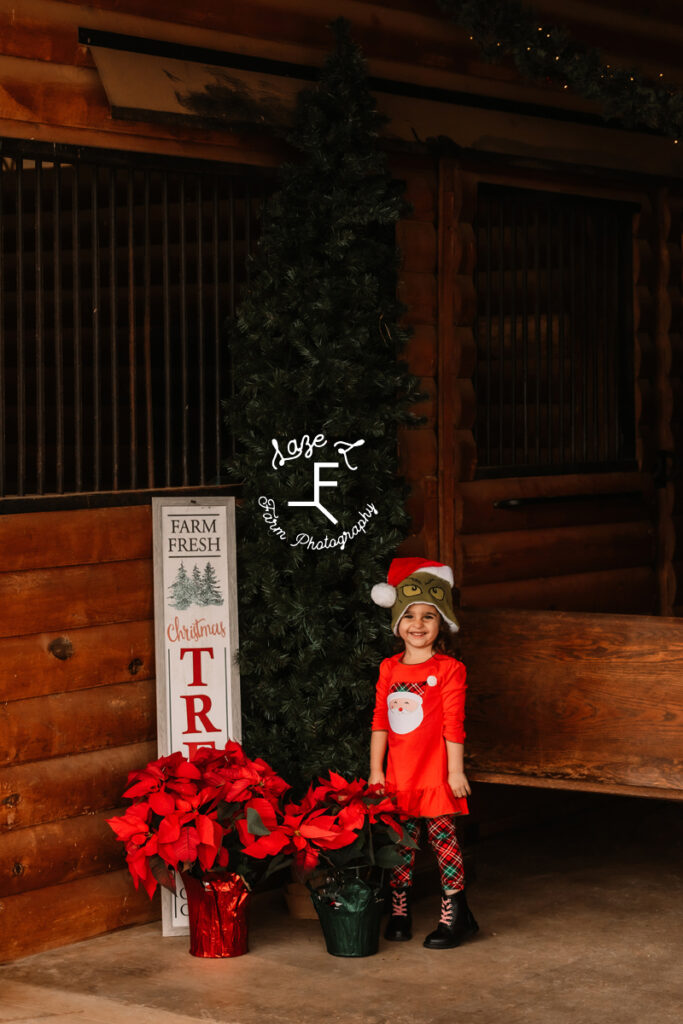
168 562 194 610
200 562 224 607
168 561 224 609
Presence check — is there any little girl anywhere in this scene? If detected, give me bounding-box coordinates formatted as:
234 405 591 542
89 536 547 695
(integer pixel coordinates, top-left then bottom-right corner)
369 556 478 949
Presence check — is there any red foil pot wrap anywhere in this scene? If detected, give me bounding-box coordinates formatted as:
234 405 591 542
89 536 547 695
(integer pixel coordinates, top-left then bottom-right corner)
181 872 251 958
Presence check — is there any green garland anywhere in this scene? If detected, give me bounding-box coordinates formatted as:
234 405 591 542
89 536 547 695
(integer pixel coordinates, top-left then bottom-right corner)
437 0 683 141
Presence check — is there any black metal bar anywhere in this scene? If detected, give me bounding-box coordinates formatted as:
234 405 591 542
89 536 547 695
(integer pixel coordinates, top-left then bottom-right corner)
72 163 82 492
557 207 565 466
54 162 64 493
162 174 171 487
534 205 541 467
521 200 529 464
494 490 643 509
0 163 4 496
498 198 505 467
143 169 154 488
92 164 101 491
212 177 221 479
509 198 516 468
197 175 205 485
546 198 553 466
16 157 25 495
569 204 577 465
109 166 119 489
581 208 588 463
484 197 492 466
127 171 137 489
0 482 239 515
591 210 599 464
35 160 45 494
614 212 624 460
179 175 189 486
227 178 236 462
601 210 609 463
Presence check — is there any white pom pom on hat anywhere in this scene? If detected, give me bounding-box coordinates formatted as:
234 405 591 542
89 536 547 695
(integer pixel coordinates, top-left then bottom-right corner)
371 582 397 608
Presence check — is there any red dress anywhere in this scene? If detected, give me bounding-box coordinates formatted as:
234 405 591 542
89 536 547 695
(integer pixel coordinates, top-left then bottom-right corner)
371 652 468 818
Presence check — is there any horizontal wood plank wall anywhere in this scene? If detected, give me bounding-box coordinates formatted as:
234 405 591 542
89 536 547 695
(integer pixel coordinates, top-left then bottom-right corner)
395 155 439 559
0 0 680 177
459 608 683 799
443 159 661 616
0 506 159 963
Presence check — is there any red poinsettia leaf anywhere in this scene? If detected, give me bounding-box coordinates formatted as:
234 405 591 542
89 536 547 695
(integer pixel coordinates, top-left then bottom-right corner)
338 803 366 831
173 761 202 780
107 810 150 843
157 815 181 844
241 829 292 859
149 791 176 816
196 813 222 847
158 825 199 867
326 770 349 791
123 777 159 799
315 828 358 850
293 846 320 872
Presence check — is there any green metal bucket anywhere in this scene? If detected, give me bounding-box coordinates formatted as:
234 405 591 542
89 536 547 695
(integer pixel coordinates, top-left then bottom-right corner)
310 878 384 957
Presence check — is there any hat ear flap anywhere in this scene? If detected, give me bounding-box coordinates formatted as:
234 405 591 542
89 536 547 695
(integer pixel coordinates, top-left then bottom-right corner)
371 582 397 608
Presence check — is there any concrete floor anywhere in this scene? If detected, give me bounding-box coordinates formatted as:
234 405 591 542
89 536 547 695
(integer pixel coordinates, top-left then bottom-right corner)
1 795 682 1024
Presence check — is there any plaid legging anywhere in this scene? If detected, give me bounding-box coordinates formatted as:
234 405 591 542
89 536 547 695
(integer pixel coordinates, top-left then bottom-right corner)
391 815 465 893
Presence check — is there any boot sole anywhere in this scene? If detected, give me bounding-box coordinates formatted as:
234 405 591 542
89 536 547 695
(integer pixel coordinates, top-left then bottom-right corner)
423 921 479 950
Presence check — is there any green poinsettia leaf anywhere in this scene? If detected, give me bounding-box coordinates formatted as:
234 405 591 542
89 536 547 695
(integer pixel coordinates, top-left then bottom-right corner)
375 845 405 869
149 855 177 893
246 805 271 837
399 825 420 850
325 833 366 868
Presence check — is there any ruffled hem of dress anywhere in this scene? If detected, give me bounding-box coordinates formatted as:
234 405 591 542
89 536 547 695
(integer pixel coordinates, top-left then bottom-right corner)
387 783 468 819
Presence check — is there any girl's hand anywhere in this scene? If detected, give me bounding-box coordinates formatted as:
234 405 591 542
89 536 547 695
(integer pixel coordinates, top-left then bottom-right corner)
448 770 471 799
368 769 385 792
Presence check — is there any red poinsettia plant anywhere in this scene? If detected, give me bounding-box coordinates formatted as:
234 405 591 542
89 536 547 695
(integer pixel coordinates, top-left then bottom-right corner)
240 770 416 885
107 741 291 898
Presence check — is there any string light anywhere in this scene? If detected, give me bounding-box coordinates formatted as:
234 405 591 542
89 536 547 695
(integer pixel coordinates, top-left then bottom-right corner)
445 1 683 142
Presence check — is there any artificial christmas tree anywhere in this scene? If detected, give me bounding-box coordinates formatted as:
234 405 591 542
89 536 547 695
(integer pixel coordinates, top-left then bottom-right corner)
227 20 418 791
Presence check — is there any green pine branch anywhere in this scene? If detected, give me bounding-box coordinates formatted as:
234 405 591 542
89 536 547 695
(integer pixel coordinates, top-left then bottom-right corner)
225 19 419 792
438 0 683 140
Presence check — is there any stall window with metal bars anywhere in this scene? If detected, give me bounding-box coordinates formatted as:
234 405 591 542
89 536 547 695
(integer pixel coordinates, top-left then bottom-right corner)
474 184 637 477
0 140 271 502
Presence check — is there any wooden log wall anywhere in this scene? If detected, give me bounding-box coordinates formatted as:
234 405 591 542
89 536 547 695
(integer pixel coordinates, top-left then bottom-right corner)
396 154 439 559
0 506 159 963
460 608 683 799
442 159 662 615
0 0 679 179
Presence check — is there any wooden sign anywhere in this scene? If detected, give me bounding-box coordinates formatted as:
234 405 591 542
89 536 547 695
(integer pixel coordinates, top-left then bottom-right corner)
152 497 241 935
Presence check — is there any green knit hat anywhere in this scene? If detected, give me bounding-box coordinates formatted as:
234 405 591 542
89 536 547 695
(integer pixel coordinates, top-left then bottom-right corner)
371 557 459 634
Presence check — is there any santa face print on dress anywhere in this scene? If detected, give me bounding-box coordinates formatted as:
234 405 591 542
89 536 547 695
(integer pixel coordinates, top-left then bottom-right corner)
388 691 424 734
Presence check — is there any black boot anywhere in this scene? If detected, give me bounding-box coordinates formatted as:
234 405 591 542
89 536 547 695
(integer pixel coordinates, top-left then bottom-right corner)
385 887 412 941
423 890 478 949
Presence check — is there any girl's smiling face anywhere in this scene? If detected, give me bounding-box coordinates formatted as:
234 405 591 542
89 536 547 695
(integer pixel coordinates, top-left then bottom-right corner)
397 603 440 660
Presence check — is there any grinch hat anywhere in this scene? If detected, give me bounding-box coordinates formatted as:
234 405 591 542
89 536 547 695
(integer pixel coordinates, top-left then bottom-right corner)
371 557 459 634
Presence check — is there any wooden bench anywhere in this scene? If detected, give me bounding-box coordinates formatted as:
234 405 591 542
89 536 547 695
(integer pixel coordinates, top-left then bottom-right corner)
459 609 683 801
